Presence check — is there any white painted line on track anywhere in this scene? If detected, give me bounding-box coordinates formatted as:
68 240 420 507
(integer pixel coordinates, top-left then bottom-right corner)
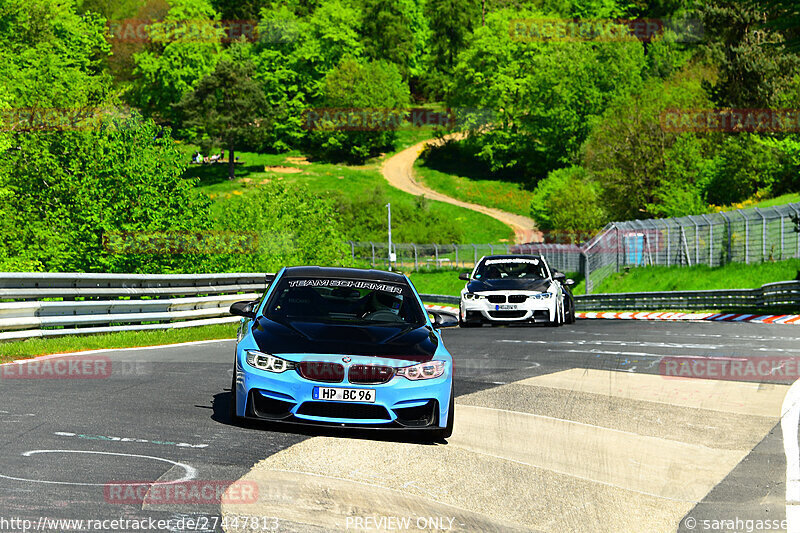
783 377 800 532
0 450 196 486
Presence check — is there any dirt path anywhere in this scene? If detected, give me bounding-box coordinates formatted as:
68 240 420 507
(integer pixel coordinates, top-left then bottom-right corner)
380 135 541 244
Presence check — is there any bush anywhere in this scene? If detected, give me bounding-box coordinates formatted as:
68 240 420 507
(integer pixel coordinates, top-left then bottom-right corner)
212 182 350 272
530 166 607 240
0 117 210 273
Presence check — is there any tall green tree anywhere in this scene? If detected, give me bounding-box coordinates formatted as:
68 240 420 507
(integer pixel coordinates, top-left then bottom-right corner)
360 0 415 78
177 50 269 179
698 0 800 107
129 0 223 123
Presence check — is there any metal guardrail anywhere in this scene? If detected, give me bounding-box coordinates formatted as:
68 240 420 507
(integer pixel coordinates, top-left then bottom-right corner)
574 280 800 311
423 281 800 312
2 273 797 342
0 273 272 341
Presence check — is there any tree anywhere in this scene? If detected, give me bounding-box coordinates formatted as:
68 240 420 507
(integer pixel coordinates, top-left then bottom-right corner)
129 0 223 124
177 51 269 179
304 57 410 163
360 0 415 78
448 8 645 178
1 117 210 273
697 0 800 107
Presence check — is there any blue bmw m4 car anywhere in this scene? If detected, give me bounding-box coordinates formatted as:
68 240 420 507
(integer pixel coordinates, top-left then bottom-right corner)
228 266 455 439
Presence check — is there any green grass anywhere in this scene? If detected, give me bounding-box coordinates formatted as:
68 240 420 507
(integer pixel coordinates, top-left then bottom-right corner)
187 148 514 243
413 160 536 217
407 269 468 296
586 258 800 295
0 323 237 363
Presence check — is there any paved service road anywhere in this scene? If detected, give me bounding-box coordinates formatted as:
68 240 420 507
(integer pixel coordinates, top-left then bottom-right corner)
1 321 798 532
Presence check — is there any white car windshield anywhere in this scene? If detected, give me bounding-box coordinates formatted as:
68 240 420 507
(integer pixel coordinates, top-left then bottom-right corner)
474 258 549 280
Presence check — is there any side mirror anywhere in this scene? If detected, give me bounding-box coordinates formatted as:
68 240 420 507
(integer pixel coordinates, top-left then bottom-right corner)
458 272 470 281
428 309 459 329
564 278 575 287
552 272 566 281
230 300 258 319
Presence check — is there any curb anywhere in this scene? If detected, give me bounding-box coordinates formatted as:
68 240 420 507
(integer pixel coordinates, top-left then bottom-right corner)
576 311 800 324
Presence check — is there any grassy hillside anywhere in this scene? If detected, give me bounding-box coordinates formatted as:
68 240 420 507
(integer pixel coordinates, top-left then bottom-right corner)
413 159 535 217
184 147 514 244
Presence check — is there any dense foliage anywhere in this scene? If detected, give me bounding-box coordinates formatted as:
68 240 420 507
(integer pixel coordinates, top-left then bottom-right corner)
4 0 800 273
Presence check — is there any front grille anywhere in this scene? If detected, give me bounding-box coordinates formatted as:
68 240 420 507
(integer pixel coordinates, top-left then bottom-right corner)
348 364 394 384
487 295 506 304
298 361 344 383
296 401 391 420
508 295 528 303
488 310 527 319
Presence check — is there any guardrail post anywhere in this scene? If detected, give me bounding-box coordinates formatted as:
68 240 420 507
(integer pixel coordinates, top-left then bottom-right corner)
689 216 700 266
454 244 459 267
737 210 749 264
719 211 732 264
701 214 713 265
434 244 439 267
413 244 418 270
755 207 766 261
370 241 376 266
792 205 800 258
348 241 355 262
777 207 784 259
472 244 478 266
488 243 494 255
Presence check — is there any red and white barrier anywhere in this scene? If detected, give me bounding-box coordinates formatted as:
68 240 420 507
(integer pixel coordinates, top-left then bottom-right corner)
576 311 800 324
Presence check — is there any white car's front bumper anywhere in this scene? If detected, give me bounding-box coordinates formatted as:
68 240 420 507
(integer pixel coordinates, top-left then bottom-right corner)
460 292 558 323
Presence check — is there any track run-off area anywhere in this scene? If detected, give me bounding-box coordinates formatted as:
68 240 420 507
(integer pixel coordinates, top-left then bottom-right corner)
1 320 799 533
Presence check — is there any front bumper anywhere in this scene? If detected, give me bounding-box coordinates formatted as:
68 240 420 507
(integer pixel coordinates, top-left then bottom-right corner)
234 354 452 429
460 293 557 323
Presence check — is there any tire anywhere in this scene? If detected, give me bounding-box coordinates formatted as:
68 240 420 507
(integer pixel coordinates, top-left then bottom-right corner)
547 301 564 327
432 391 454 440
229 365 241 422
458 304 479 328
566 300 576 324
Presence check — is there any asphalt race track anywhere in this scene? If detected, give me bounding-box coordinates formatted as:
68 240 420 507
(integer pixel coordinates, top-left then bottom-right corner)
1 320 799 533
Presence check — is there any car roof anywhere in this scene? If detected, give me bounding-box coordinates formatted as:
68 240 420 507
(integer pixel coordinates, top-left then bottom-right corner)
281 266 408 284
481 254 546 261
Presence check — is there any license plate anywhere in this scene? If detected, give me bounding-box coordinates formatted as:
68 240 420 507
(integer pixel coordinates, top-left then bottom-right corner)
496 304 517 310
313 387 376 403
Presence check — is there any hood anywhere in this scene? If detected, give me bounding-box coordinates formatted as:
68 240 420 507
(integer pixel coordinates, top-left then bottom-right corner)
251 317 438 361
466 278 552 293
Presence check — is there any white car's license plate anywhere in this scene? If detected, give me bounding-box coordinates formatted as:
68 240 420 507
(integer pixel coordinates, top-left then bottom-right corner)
313 387 376 403
496 304 518 310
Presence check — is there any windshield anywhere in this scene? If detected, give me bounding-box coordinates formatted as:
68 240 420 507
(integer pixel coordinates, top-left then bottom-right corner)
264 277 426 327
474 258 549 280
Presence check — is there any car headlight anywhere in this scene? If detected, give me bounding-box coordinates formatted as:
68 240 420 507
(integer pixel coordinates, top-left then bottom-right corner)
530 292 553 300
245 350 296 373
396 360 446 380
464 293 476 300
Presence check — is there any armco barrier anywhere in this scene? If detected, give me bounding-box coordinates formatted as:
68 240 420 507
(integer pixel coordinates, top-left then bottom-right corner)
2 273 797 342
0 273 273 341
574 280 800 311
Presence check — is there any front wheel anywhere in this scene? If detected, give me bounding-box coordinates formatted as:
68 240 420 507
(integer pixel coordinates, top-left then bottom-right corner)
432 391 454 440
458 304 479 328
229 365 241 422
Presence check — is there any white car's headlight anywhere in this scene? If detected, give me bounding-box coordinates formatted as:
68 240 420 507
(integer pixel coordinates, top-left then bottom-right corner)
245 350 296 373
530 292 553 300
396 360 446 380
